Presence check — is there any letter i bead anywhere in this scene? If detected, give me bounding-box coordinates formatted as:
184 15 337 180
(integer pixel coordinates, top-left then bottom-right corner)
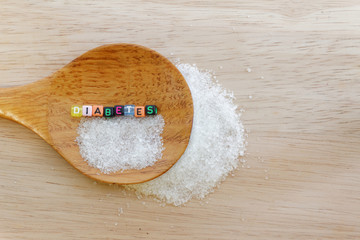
82 105 92 116
71 105 82 117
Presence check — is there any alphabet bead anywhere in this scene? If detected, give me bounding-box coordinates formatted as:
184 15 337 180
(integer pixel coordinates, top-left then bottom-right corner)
104 107 114 118
124 105 135 116
72 104 157 118
114 105 124 116
71 105 82 118
82 105 92 117
135 106 145 118
145 105 157 115
92 105 104 117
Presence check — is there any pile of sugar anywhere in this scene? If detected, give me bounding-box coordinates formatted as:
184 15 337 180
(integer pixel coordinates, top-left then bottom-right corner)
76 115 165 173
127 63 245 206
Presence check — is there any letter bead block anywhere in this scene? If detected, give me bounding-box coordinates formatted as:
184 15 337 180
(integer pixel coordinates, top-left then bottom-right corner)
134 106 145 118
124 105 135 116
82 105 92 116
104 107 114 118
71 105 82 118
92 105 104 117
145 105 157 115
114 105 124 116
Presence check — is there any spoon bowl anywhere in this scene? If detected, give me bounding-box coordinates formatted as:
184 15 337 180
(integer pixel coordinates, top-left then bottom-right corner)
0 44 193 184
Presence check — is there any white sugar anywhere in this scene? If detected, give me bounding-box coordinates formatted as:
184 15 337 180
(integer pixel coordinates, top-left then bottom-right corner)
127 63 245 206
76 115 165 173
76 62 245 206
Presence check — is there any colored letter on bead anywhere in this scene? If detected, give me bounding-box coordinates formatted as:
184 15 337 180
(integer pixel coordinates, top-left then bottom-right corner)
145 105 157 115
114 105 124 116
82 105 92 116
104 107 114 118
124 105 135 116
71 105 82 117
92 105 104 117
135 106 145 118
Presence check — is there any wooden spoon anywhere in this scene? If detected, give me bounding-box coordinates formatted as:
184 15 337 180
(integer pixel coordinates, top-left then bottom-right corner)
0 44 193 184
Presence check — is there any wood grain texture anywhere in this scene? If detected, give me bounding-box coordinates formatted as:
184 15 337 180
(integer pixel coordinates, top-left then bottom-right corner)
0 78 51 143
0 0 360 239
0 44 194 184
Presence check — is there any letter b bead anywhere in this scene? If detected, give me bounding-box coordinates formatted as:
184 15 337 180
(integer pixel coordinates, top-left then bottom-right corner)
104 107 114 118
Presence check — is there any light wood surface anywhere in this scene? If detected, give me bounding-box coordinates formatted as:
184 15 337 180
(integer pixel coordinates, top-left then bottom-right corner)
1 43 193 184
0 1 359 239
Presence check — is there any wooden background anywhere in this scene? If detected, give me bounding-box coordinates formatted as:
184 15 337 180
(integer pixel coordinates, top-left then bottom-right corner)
0 1 359 239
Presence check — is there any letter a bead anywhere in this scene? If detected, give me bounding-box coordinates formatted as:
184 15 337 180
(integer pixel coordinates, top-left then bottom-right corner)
71 105 82 117
82 105 92 116
134 106 145 118
92 105 104 117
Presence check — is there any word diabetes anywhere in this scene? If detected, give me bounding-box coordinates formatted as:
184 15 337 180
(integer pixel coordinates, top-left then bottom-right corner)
71 105 158 118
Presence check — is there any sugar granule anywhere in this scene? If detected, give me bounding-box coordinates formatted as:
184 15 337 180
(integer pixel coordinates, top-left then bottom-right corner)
127 63 245 206
76 115 165 173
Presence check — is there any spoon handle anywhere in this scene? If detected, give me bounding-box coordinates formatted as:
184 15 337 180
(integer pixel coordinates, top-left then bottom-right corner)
0 78 51 143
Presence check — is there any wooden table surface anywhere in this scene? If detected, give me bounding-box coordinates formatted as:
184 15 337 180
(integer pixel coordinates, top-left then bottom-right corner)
1 1 359 239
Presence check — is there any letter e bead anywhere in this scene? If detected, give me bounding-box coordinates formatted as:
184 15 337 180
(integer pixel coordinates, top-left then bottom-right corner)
135 106 145 118
114 105 124 116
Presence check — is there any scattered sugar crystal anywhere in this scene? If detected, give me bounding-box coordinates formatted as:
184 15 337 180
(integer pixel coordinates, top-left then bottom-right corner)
75 61 245 206
246 67 252 72
76 115 165 173
127 63 245 206
248 95 253 99
117 207 123 216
